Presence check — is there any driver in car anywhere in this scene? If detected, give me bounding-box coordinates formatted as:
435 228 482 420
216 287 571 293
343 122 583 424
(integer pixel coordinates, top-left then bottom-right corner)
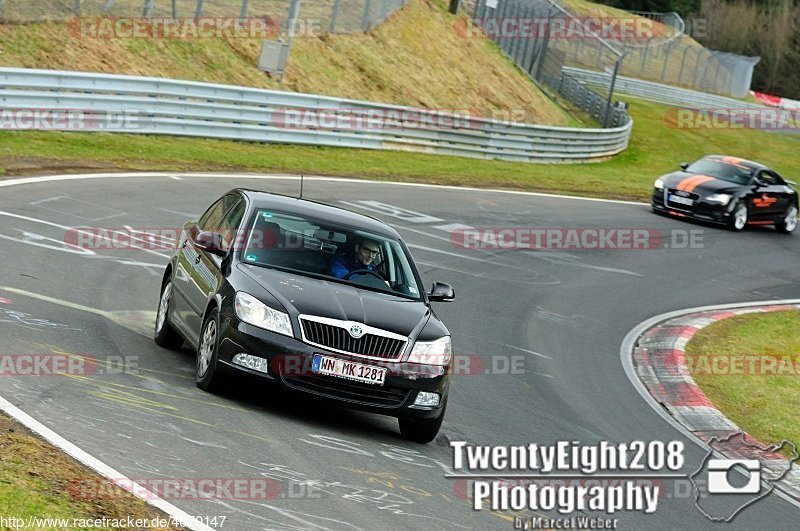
330 238 380 279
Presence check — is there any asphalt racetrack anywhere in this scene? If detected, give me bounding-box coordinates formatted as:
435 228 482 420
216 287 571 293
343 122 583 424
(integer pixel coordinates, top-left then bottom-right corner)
1 173 798 529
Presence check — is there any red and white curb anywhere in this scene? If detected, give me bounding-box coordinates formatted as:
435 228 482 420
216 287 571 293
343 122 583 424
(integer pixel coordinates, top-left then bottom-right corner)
629 303 800 502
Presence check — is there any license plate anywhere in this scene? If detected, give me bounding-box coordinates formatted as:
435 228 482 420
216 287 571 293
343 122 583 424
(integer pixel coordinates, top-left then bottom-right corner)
312 354 386 385
668 194 694 206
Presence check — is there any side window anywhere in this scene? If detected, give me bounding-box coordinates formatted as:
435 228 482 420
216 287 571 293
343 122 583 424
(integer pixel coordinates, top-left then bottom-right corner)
219 200 246 252
765 171 784 185
198 198 226 232
759 171 778 185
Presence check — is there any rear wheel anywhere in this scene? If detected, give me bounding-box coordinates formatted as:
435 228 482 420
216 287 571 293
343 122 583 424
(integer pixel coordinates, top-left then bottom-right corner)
154 281 183 349
398 403 446 444
196 308 225 392
776 205 798 234
729 201 748 232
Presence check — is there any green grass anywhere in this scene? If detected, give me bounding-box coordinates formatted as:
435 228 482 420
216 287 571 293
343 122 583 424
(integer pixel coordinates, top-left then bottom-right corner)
2 96 798 201
685 311 800 456
0 413 175 529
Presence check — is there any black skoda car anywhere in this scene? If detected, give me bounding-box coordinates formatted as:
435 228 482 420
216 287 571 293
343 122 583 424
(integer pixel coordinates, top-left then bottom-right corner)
651 155 797 233
153 189 455 443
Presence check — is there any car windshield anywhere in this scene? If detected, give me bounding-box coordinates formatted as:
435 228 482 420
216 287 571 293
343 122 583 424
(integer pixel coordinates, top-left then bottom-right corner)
685 159 753 185
241 209 423 300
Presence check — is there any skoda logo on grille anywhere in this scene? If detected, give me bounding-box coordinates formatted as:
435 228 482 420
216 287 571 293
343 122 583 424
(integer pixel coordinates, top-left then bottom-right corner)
349 324 364 339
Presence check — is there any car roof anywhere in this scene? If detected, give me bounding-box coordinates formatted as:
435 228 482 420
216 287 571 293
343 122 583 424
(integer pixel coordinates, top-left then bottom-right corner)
233 189 400 238
702 155 769 172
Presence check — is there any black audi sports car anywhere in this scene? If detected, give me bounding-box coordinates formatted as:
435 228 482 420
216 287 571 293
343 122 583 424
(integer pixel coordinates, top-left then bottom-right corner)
651 155 798 233
153 189 455 443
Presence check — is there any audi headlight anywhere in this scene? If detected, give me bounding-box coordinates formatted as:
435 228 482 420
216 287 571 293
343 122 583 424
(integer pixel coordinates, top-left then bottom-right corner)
408 336 452 366
706 193 731 205
234 292 292 336
654 178 665 190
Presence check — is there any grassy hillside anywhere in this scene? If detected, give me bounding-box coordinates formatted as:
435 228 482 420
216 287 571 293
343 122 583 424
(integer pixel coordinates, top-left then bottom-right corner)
2 96 798 201
0 0 569 125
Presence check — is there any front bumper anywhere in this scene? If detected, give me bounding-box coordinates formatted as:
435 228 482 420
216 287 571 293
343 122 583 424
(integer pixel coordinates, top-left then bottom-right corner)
651 188 731 225
216 318 450 420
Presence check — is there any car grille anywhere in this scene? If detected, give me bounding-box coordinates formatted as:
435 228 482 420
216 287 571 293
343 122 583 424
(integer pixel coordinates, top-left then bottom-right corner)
665 189 699 211
282 374 410 408
299 317 407 360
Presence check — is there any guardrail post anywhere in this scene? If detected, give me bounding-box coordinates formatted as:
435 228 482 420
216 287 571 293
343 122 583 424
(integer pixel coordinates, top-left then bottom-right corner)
361 0 371 31
171 0 178 19
330 0 340 32
194 0 204 18
240 0 249 18
73 0 81 16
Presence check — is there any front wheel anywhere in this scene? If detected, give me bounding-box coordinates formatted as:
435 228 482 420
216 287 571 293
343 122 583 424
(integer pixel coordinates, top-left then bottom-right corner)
154 281 183 349
398 403 446 444
776 205 798 234
729 201 748 232
196 308 225 392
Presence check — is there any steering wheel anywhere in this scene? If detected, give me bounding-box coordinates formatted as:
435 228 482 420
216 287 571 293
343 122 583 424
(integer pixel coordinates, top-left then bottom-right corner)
344 269 385 281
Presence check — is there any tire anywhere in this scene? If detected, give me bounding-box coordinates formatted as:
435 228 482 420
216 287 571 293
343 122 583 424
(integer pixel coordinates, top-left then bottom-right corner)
729 201 748 232
196 307 225 392
398 403 446 444
776 205 798 234
154 280 184 349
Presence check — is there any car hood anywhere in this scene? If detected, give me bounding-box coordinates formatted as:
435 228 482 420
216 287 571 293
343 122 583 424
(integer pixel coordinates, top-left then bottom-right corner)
661 171 743 195
238 264 431 337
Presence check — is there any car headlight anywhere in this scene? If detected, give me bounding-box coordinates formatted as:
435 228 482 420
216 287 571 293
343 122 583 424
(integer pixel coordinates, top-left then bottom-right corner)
408 336 452 366
234 292 293 336
654 178 665 190
706 193 731 205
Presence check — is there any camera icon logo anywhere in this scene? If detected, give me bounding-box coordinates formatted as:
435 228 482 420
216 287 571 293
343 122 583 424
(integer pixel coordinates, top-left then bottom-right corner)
707 459 761 494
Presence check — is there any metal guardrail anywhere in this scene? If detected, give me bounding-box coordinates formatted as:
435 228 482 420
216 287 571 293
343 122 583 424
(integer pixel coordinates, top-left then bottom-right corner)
563 67 765 110
0 68 633 163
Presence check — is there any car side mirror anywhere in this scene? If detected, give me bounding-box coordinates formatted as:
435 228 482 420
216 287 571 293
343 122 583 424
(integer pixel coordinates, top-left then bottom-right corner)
680 162 689 171
194 230 226 256
428 282 455 302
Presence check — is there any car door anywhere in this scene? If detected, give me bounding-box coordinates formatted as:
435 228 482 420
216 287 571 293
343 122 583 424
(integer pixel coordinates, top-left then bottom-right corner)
171 197 226 340
749 170 790 220
184 194 246 337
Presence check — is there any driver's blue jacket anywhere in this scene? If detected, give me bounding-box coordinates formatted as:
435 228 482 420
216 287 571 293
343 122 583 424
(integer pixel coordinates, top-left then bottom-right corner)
329 253 374 279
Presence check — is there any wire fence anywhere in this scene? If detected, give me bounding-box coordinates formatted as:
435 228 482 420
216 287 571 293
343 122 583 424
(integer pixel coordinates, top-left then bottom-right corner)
472 0 629 127
470 0 758 104
0 0 407 34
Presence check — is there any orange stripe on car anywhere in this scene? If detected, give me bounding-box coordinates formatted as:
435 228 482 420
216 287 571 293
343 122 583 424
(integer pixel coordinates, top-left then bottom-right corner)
676 175 707 191
684 175 716 193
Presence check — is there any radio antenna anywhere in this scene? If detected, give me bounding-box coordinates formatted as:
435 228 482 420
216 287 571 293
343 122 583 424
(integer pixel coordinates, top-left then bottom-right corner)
299 174 304 199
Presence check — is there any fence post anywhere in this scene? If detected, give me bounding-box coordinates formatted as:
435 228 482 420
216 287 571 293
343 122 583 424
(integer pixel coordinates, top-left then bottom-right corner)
603 53 624 128
142 0 154 17
361 0 372 31
677 45 690 84
660 41 673 81
534 6 554 80
194 0 204 18
330 0 340 32
240 0 249 18
172 0 178 19
286 0 301 43
73 0 81 16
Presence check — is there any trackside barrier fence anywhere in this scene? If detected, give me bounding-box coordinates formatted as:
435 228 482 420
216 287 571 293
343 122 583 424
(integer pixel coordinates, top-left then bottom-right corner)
0 68 633 163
